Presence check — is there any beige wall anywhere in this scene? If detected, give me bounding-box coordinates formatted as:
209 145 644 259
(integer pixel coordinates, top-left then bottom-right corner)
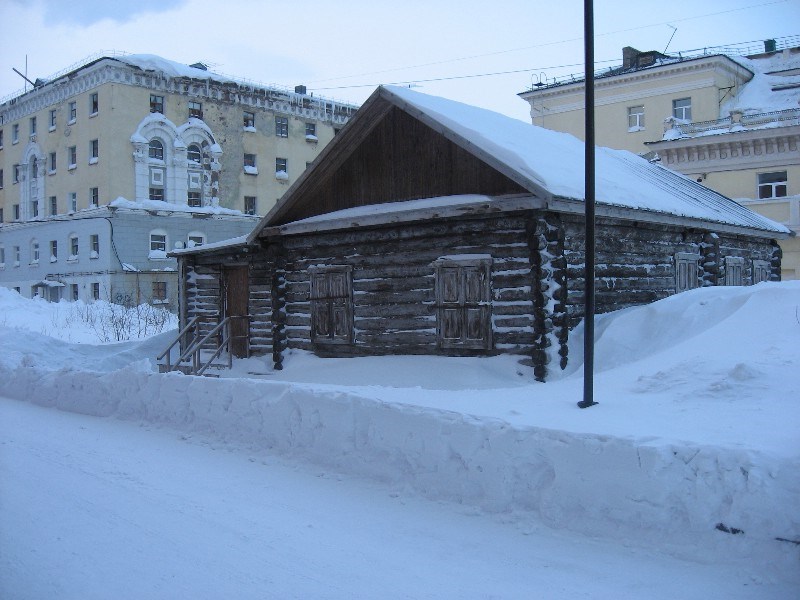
1 58 354 222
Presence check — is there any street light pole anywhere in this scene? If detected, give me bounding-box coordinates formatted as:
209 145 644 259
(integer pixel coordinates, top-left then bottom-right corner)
579 0 599 409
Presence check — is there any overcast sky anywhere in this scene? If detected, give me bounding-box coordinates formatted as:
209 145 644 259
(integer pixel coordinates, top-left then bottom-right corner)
1 0 798 121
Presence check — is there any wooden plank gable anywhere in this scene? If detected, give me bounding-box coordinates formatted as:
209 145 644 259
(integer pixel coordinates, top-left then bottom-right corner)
257 94 528 229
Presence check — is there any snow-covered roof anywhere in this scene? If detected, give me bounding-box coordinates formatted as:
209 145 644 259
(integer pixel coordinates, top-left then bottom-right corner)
258 86 788 237
108 197 255 218
724 49 800 115
114 54 235 83
169 234 253 256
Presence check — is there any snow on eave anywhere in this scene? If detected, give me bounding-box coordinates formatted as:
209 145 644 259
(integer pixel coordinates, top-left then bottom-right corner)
169 234 254 257
108 197 257 219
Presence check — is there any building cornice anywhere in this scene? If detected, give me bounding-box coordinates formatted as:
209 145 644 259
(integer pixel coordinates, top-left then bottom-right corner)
647 125 800 174
0 57 357 126
521 54 752 101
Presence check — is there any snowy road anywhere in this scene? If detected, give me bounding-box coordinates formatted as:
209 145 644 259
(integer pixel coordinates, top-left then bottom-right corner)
0 398 790 600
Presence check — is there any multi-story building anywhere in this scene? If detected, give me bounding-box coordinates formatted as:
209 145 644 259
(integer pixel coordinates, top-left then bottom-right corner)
0 53 358 302
519 36 800 279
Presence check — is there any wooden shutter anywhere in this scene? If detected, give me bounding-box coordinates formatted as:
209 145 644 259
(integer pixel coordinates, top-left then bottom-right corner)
310 266 353 344
434 258 492 350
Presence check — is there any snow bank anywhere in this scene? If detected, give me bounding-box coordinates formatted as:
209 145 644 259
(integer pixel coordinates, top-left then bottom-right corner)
2 360 797 562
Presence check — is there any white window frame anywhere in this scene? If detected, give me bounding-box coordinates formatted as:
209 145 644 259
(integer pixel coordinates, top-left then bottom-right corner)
627 105 644 131
757 171 787 199
672 97 691 121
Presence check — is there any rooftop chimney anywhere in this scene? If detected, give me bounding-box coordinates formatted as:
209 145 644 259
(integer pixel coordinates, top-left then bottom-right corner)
622 47 641 70
295 85 307 95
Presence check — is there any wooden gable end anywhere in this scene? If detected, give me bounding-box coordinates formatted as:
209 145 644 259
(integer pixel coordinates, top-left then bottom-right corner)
270 105 528 225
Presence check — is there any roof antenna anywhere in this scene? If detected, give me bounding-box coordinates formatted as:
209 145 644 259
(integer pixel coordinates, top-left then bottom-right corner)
12 55 34 91
663 25 677 54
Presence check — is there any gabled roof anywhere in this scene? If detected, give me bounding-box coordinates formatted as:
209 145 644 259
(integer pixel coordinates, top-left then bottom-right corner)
248 86 789 242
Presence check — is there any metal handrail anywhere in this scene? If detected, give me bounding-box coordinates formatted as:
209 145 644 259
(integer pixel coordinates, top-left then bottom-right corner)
174 317 231 372
156 315 204 371
195 316 250 375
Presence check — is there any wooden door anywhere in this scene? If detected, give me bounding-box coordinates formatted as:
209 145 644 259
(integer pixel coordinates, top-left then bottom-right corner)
223 266 249 358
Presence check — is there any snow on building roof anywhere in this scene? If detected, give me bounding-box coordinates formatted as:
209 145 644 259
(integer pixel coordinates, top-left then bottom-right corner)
380 86 790 235
724 49 800 115
114 54 235 83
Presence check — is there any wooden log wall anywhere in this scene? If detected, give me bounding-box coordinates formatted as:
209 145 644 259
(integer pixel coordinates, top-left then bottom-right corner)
183 262 223 345
277 214 538 361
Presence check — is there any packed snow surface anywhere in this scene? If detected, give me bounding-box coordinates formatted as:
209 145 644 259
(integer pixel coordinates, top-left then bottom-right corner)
1 282 798 597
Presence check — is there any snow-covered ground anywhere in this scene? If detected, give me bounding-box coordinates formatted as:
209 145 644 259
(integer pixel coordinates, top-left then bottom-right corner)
0 283 798 598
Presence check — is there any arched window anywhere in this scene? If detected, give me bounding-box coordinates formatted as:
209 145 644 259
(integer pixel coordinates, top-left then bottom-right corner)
187 144 202 163
148 139 164 160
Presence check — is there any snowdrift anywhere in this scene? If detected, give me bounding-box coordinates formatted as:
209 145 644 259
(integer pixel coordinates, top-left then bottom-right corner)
0 282 798 566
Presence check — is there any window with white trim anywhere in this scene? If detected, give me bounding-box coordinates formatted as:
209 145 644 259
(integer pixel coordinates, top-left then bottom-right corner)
69 235 79 259
627 105 644 131
68 101 77 123
68 146 77 169
92 283 100 300
149 139 164 160
188 101 203 119
243 111 255 128
90 234 99 258
757 171 787 199
672 97 691 121
275 116 288 137
90 92 98 115
49 109 57 130
49 151 56 173
12 123 19 144
244 196 257 215
89 139 99 163
149 231 168 259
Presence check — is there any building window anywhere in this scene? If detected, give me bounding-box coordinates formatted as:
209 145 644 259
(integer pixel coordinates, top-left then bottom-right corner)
148 139 164 160
90 187 99 206
752 259 770 284
50 240 58 261
0 209 3 223
310 266 353 345
12 123 19 144
0 129 3 148
92 283 100 300
90 234 99 257
187 234 204 248
188 101 203 119
150 94 164 114
0 246 4 264
305 122 317 138
275 116 288 137
243 111 255 128
672 97 691 121
150 233 167 253
244 153 257 175
68 101 77 123
275 157 288 178
71 284 79 301
30 117 37 136
0 169 3 189
49 152 56 173
757 171 787 199
50 196 57 216
31 241 40 264
49 109 57 129
149 187 165 201
70 235 79 258
152 281 167 302
14 245 20 266
187 191 201 207
13 204 20 220
675 253 700 293
90 92 98 115
31 200 39 218
244 196 257 215
13 164 20 183
69 192 77 212
627 105 644 131
68 146 77 169
89 139 99 163
724 256 744 286
187 144 202 163
433 257 493 350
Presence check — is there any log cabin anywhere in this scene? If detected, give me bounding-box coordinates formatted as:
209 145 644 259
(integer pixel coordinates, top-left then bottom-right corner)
168 86 791 380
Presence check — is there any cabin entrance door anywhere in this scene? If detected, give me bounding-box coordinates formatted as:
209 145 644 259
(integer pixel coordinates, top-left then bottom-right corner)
222 265 250 358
